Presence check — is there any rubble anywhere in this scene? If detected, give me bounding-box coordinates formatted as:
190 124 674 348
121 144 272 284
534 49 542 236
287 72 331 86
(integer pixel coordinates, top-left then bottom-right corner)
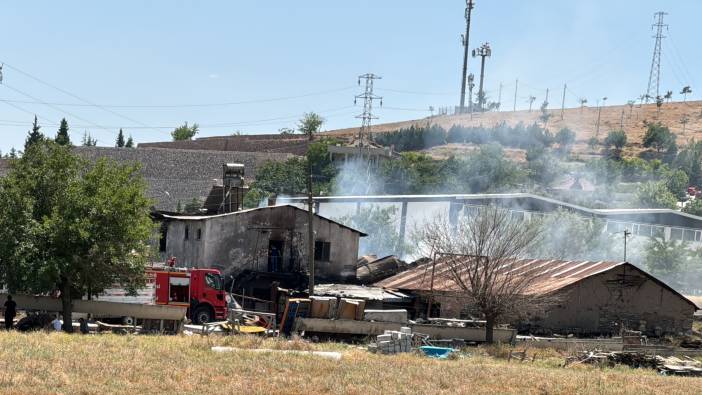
565 351 702 376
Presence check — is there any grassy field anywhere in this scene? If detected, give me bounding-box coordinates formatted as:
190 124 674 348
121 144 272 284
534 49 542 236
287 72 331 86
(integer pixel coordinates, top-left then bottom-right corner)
0 332 699 394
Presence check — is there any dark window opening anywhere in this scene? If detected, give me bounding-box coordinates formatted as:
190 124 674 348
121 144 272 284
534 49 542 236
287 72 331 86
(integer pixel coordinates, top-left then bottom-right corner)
184 225 189 240
197 228 202 240
159 222 168 252
268 240 284 272
205 273 223 290
314 241 331 262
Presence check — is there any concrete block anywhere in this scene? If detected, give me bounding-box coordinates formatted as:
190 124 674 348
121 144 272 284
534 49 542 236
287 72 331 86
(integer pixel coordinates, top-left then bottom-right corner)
400 327 412 334
377 334 392 342
363 309 408 323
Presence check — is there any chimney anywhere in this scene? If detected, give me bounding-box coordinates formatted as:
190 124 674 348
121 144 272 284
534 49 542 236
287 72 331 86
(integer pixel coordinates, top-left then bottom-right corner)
268 194 277 207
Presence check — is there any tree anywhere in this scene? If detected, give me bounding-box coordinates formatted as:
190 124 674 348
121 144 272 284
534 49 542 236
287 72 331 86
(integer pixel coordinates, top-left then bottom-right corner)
25 115 45 151
642 122 676 153
555 128 576 154
684 198 702 216
635 181 678 209
413 206 548 343
680 86 692 102
665 169 689 200
0 141 153 331
644 238 690 289
338 206 412 257
587 137 599 151
54 118 71 146
81 131 98 147
297 112 324 137
664 90 673 103
604 130 627 157
579 98 588 112
171 122 199 141
125 135 134 148
116 129 126 147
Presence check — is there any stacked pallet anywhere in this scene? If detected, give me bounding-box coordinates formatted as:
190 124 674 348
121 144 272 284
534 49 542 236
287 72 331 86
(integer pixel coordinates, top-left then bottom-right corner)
566 351 702 376
368 327 413 355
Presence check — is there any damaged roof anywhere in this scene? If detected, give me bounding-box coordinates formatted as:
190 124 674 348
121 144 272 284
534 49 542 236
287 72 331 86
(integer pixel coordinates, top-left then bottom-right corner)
375 257 697 309
314 283 409 301
157 204 368 236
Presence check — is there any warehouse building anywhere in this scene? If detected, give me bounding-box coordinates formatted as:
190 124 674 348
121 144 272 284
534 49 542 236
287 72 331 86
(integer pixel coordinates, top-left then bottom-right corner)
376 258 697 336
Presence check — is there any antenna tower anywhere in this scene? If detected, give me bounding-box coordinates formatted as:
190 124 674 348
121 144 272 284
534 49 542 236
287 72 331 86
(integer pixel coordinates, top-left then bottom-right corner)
354 73 382 152
458 0 475 112
645 11 668 103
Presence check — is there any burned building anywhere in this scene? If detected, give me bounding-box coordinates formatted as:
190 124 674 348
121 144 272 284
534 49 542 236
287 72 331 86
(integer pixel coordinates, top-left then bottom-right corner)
376 258 697 336
155 205 366 298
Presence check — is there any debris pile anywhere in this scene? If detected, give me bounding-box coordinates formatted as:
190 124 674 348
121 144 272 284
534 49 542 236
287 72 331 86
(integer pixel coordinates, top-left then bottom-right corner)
566 351 702 376
368 327 413 355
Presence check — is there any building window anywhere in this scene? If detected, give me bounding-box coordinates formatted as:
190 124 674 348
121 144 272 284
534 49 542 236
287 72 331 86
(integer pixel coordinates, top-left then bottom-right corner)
197 228 202 240
159 222 168 252
184 225 189 240
314 241 331 262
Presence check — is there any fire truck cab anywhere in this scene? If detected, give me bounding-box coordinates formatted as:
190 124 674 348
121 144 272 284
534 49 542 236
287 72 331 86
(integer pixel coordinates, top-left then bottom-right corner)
150 264 228 324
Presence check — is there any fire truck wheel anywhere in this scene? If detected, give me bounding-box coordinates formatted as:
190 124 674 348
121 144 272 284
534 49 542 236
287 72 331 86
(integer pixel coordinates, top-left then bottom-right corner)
193 306 213 324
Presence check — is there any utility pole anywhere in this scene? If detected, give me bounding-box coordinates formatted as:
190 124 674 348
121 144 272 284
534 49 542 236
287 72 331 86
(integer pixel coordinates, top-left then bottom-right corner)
623 229 631 262
497 82 503 111
354 73 382 154
307 130 315 296
472 42 491 112
459 0 475 113
561 83 567 120
595 96 607 137
620 108 625 129
467 73 475 115
513 79 518 111
544 88 550 108
645 11 667 103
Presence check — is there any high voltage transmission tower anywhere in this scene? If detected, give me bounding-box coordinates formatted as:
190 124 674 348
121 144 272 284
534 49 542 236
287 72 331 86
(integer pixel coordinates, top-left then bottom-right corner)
459 0 475 113
645 11 668 103
354 73 382 152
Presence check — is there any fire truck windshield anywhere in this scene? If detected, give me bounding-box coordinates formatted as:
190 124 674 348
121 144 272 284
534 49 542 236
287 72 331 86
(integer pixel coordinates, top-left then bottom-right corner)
205 273 223 291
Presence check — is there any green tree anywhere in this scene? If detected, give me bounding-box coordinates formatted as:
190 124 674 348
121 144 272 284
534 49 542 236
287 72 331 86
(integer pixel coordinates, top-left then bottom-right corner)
243 158 308 208
642 122 676 153
604 130 627 157
81 131 98 147
554 127 576 154
125 135 134 148
644 238 689 289
665 169 689 200
54 118 71 146
635 181 678 209
171 122 199 141
25 115 45 151
297 112 324 137
338 206 412 257
683 198 702 216
0 141 153 331
116 129 126 147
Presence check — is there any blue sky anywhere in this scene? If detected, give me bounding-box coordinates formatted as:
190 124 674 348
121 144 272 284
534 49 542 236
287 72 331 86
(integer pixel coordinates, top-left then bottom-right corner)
0 1 699 153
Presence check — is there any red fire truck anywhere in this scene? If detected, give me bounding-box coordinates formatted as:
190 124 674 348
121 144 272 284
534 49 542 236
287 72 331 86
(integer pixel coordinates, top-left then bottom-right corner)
150 267 228 324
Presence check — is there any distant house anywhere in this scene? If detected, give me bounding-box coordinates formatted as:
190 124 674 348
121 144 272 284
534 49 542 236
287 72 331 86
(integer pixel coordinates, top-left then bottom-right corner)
155 205 366 299
376 258 696 336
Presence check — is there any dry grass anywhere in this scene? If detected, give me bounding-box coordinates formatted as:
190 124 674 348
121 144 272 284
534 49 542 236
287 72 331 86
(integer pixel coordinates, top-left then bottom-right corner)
0 332 699 394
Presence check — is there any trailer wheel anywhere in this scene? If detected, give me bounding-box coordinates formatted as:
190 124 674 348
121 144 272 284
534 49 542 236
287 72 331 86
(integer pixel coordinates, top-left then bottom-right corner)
193 306 213 325
122 316 135 326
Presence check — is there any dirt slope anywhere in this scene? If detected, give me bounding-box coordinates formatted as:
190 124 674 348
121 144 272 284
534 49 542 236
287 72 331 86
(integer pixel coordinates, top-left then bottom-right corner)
326 101 702 156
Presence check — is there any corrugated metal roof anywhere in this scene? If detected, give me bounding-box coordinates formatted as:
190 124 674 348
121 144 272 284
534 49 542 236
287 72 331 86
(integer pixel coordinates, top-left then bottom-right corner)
375 257 625 295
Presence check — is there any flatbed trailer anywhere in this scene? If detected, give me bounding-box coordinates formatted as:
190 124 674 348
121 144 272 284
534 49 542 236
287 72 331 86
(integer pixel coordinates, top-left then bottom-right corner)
294 317 516 343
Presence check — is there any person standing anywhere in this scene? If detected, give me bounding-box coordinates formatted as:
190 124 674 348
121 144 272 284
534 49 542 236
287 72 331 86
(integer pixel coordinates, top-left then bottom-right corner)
3 295 16 330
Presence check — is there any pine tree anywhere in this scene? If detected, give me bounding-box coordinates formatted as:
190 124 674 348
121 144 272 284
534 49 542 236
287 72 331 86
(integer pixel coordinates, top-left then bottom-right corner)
116 129 125 147
125 135 134 148
55 118 71 146
81 131 98 147
25 115 45 151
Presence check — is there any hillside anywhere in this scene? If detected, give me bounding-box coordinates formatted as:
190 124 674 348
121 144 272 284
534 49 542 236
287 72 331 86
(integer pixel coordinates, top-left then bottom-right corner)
326 101 702 157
